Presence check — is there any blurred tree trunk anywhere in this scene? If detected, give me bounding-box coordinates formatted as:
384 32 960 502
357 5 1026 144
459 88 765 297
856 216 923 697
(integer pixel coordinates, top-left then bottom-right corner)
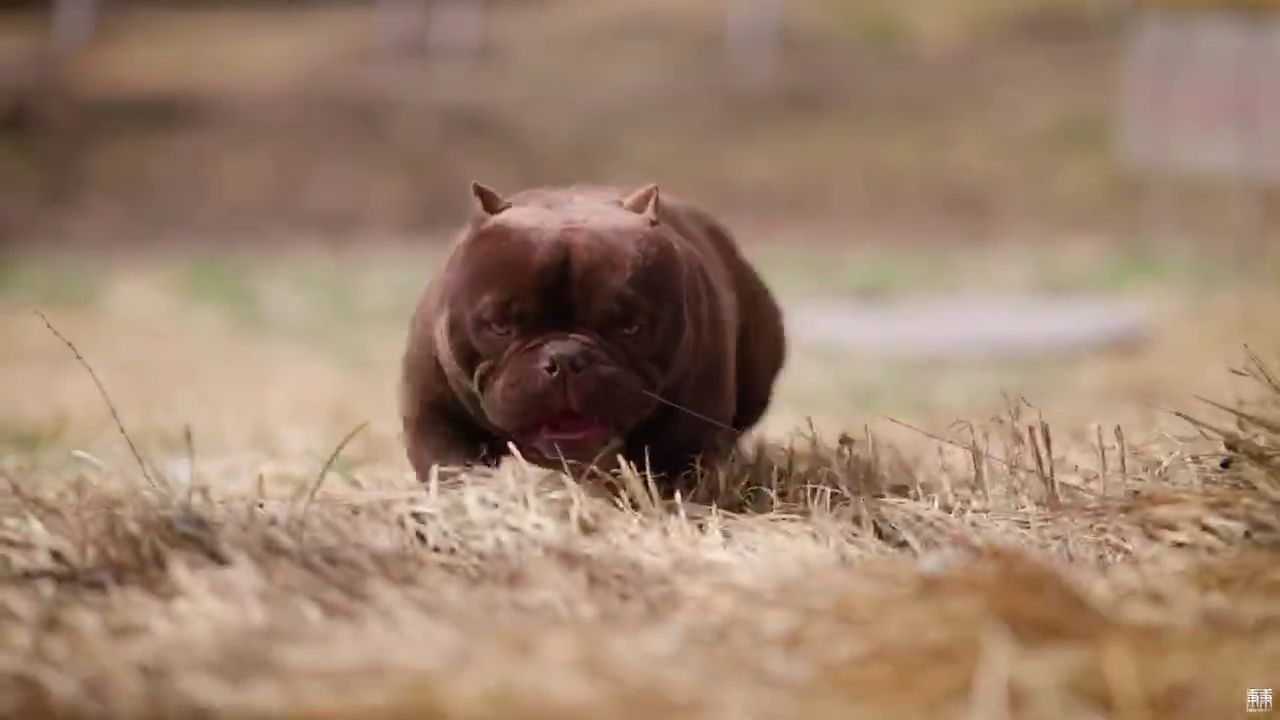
376 0 429 60
427 0 486 60
2 0 100 243
725 0 782 89
377 0 488 62
52 0 100 55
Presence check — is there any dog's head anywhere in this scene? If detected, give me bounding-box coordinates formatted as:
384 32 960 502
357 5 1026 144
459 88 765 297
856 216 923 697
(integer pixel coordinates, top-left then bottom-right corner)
435 182 696 467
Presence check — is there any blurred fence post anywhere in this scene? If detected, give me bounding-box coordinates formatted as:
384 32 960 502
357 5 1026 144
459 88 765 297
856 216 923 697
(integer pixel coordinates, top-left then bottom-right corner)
51 0 100 55
376 0 487 62
376 0 428 60
1117 4 1280 256
426 0 488 61
36 0 97 218
725 0 782 88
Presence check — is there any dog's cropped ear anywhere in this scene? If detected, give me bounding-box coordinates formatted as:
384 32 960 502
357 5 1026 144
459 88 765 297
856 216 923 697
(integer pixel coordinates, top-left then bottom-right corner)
471 181 511 216
621 184 660 226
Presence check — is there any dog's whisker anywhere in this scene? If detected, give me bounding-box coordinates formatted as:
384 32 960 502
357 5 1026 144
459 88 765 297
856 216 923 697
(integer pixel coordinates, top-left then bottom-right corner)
640 389 735 432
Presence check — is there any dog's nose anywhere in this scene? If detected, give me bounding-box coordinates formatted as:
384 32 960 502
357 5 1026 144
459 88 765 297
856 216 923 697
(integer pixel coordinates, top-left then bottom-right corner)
539 340 588 377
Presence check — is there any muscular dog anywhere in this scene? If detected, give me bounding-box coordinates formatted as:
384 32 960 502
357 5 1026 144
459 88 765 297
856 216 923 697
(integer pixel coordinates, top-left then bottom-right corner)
400 182 785 488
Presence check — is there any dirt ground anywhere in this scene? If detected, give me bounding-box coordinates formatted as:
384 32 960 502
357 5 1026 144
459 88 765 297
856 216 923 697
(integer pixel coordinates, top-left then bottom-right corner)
1 245 1278 718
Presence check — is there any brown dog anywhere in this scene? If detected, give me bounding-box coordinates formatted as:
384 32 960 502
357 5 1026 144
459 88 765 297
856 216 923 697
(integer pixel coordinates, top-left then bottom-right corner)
400 182 785 488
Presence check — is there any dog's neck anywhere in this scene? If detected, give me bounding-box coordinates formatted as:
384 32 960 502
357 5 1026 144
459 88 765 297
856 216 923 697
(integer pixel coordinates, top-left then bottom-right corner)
433 313 507 438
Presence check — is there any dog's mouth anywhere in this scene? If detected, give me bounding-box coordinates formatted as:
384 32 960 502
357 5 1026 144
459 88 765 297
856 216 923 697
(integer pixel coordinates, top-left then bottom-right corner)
530 413 613 444
518 413 617 462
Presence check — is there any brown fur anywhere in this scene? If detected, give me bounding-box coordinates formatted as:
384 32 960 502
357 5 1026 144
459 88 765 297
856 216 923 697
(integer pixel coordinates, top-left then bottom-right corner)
400 183 785 489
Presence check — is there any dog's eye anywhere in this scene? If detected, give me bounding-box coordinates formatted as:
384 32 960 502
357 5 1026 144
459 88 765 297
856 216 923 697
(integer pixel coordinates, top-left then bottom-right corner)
619 321 644 337
486 319 514 336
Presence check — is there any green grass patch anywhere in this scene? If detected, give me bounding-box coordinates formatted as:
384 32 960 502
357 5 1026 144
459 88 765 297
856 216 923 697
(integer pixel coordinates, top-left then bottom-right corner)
754 242 1249 300
180 256 263 326
0 417 68 455
0 257 101 308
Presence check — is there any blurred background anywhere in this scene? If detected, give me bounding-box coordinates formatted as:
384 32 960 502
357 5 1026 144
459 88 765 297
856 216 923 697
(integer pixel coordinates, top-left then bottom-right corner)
2 0 1278 249
1 0 1278 466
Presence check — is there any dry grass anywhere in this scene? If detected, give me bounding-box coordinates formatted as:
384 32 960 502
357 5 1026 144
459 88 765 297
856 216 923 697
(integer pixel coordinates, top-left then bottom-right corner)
2 253 1280 719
